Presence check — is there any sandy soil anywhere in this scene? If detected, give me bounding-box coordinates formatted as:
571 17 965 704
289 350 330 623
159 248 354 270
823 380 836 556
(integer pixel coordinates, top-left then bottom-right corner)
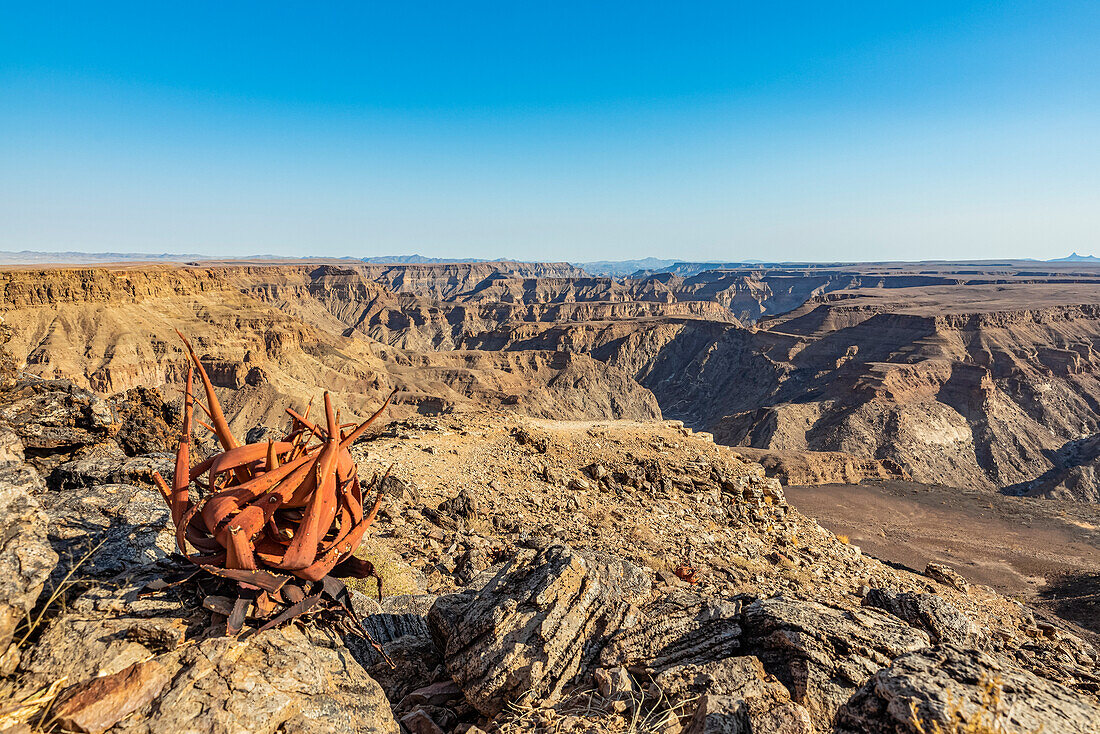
785 480 1100 639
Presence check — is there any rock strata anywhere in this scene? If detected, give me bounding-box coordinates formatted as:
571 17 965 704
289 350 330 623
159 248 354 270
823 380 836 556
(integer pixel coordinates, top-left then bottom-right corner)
600 589 744 675
862 588 980 645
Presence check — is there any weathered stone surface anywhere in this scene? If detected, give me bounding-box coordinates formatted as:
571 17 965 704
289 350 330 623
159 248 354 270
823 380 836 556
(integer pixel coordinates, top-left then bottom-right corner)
348 594 445 703
924 562 970 594
117 626 399 734
600 590 743 674
427 544 651 716
836 644 1100 734
106 386 179 456
687 694 814 734
594 666 634 698
0 427 58 657
23 579 196 683
37 482 175 581
53 659 171 734
863 588 981 645
438 488 480 521
740 596 930 729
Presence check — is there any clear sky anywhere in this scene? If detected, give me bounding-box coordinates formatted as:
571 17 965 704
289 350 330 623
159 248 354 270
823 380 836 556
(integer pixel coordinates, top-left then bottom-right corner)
2 2 1098 262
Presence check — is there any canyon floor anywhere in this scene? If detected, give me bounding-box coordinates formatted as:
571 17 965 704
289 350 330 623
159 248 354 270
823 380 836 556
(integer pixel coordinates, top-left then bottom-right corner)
784 481 1100 641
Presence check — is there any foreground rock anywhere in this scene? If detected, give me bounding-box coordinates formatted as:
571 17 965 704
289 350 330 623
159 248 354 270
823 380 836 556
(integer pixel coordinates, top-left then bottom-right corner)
862 588 980 645
0 427 58 673
655 656 814 734
428 544 650 716
741 596 931 729
837 644 1100 733
22 576 401 734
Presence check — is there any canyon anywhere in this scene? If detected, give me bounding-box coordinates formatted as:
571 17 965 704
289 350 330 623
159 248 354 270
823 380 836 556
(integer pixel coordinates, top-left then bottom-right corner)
4 258 1100 501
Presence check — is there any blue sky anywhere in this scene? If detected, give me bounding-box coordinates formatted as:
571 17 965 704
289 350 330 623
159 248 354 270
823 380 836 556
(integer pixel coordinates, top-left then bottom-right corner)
2 2 1097 262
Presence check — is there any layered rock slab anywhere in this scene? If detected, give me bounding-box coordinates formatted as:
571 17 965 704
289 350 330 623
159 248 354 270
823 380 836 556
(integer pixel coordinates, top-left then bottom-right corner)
427 544 650 716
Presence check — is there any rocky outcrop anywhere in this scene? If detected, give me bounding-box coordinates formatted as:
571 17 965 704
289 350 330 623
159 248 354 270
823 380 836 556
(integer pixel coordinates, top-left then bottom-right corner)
49 450 173 490
740 596 931 729
0 427 57 673
836 644 1100 734
427 544 651 715
667 657 814 734
37 482 175 581
107 386 179 456
729 447 909 486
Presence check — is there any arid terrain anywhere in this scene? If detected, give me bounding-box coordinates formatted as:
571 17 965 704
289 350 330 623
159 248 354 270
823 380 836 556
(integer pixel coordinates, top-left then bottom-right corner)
1 258 1100 732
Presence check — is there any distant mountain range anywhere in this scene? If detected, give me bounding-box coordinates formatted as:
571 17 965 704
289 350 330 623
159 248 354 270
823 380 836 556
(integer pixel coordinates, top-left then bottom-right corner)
0 251 505 266
574 258 767 277
1049 252 1100 262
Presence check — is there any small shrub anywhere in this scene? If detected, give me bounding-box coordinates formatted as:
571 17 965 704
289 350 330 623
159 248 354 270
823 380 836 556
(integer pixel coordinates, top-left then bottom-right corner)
347 538 423 598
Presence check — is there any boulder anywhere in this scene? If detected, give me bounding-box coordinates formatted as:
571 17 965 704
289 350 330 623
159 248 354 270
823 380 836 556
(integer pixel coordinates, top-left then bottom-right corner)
924 562 970 594
347 594 446 703
836 644 1100 734
687 694 814 734
740 596 930 729
427 544 650 716
49 450 173 490
0 427 58 668
600 589 744 675
53 659 172 734
438 488 480 522
654 655 814 734
862 588 981 645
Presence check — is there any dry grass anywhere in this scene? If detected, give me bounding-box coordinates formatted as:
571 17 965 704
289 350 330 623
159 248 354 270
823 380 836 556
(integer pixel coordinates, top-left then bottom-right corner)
0 538 106 732
0 677 68 732
495 679 697 734
836 534 850 544
910 677 1043 734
